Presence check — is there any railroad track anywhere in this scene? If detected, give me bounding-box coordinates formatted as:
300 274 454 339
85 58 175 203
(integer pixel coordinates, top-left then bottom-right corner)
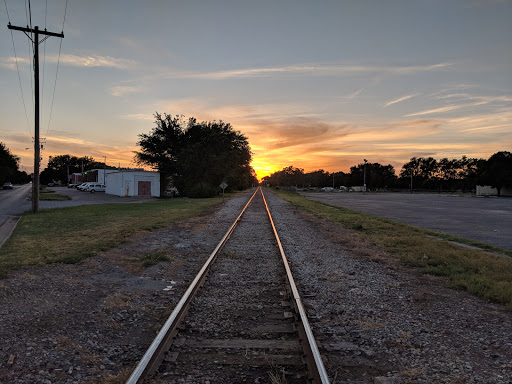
127 187 329 383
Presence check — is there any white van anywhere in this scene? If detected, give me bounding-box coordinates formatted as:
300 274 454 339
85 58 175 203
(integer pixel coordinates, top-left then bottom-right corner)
84 183 106 193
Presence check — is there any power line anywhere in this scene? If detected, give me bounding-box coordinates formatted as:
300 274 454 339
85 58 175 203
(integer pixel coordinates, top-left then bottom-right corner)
41 0 48 128
46 37 63 136
4 0 32 136
45 0 68 136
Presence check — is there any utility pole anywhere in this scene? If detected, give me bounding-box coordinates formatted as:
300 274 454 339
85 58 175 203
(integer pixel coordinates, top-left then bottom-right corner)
8 23 64 213
363 159 368 194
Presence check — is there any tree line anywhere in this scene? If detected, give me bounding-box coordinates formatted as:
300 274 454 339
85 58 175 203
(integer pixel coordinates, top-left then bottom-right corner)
263 151 512 196
0 142 30 185
12 113 257 198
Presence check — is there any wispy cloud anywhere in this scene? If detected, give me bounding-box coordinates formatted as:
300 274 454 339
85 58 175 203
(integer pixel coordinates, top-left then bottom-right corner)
404 102 487 117
166 62 453 80
123 113 155 121
0 57 29 70
384 93 420 107
46 54 137 69
110 85 141 97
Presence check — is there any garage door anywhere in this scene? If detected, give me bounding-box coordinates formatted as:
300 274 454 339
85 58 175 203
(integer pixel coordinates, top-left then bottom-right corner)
138 181 151 196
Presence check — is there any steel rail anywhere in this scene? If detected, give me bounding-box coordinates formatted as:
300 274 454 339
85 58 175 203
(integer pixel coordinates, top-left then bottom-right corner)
126 188 259 384
260 188 330 384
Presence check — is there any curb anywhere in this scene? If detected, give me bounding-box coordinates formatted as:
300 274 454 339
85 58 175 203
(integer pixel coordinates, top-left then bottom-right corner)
0 216 21 248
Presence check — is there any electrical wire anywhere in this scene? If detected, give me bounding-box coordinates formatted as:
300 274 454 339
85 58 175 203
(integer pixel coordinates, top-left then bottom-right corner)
4 0 32 136
24 0 35 121
45 0 68 136
41 0 48 129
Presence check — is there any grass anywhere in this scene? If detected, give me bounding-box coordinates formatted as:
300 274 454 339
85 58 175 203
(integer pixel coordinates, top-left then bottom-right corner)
139 251 170 267
38 186 72 201
0 196 226 277
273 189 512 309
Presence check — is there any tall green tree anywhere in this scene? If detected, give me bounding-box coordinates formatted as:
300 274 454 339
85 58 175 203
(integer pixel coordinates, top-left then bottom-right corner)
135 113 256 197
135 113 184 196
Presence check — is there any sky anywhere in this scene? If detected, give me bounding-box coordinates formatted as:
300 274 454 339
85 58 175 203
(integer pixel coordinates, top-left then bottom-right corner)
1 0 511 180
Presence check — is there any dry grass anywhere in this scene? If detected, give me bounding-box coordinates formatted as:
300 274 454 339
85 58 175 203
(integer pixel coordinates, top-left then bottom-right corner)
274 190 512 309
103 293 132 310
0 197 224 277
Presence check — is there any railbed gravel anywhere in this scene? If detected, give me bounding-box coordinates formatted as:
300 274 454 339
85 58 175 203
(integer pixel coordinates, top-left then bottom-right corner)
0 189 511 383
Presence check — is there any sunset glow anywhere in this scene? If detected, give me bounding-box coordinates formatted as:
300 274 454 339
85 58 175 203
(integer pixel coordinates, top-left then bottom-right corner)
1 1 510 179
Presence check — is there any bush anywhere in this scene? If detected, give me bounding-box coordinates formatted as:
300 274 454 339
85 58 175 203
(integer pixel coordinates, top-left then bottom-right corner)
186 181 218 198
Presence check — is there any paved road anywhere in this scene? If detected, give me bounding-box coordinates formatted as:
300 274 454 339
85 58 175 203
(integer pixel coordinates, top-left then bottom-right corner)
0 184 32 223
301 192 512 250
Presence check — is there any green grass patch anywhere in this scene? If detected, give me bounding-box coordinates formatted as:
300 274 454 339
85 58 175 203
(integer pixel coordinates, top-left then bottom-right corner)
139 252 170 268
39 191 72 200
273 189 512 309
0 196 225 277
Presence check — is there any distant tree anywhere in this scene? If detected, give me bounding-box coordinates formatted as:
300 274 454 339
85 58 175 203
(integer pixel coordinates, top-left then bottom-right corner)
480 151 512 197
351 162 396 189
0 142 20 184
459 156 486 192
265 166 305 187
400 157 439 190
40 155 96 185
304 169 331 188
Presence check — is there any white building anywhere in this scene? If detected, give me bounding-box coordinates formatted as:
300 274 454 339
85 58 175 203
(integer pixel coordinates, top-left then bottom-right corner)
106 170 160 197
476 185 512 197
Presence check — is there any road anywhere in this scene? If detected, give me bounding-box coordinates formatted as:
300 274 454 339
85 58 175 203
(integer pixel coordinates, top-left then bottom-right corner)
301 192 512 250
0 184 32 223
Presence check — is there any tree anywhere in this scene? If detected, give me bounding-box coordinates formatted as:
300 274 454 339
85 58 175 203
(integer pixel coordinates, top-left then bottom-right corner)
351 162 396 189
177 118 254 196
480 151 512 197
264 166 305 187
0 142 21 184
40 155 96 185
135 113 184 196
135 113 256 197
304 169 331 188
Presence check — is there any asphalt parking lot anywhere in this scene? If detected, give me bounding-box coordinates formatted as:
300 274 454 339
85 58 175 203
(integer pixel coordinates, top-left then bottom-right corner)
301 192 512 250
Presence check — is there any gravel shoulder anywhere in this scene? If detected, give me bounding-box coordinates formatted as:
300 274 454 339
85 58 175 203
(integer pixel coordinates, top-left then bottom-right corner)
1 189 511 383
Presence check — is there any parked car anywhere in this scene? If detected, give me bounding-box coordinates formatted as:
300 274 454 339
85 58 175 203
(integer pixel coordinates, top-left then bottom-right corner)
68 183 78 188
2 182 13 189
77 182 90 191
84 183 106 193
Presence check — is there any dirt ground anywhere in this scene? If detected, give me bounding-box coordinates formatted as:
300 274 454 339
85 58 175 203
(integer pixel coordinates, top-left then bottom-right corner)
0 190 511 384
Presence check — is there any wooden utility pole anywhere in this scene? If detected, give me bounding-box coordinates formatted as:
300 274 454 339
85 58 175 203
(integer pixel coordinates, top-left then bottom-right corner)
7 23 64 213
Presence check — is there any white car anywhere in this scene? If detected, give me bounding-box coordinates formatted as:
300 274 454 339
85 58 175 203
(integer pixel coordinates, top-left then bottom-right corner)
84 183 106 193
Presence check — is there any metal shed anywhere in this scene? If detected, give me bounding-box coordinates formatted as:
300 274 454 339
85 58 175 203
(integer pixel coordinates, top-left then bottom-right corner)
106 170 160 197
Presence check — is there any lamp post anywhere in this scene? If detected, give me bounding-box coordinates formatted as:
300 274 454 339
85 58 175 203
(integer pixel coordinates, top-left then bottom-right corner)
103 156 107 185
363 159 368 193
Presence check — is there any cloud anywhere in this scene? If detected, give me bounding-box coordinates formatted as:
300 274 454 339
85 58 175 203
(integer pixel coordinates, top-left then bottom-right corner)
165 62 453 80
123 113 155 121
384 93 420 107
0 57 29 70
47 54 137 69
110 85 140 97
404 102 487 117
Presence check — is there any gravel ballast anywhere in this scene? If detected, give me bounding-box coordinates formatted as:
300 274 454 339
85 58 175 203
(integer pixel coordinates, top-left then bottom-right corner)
0 189 511 383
